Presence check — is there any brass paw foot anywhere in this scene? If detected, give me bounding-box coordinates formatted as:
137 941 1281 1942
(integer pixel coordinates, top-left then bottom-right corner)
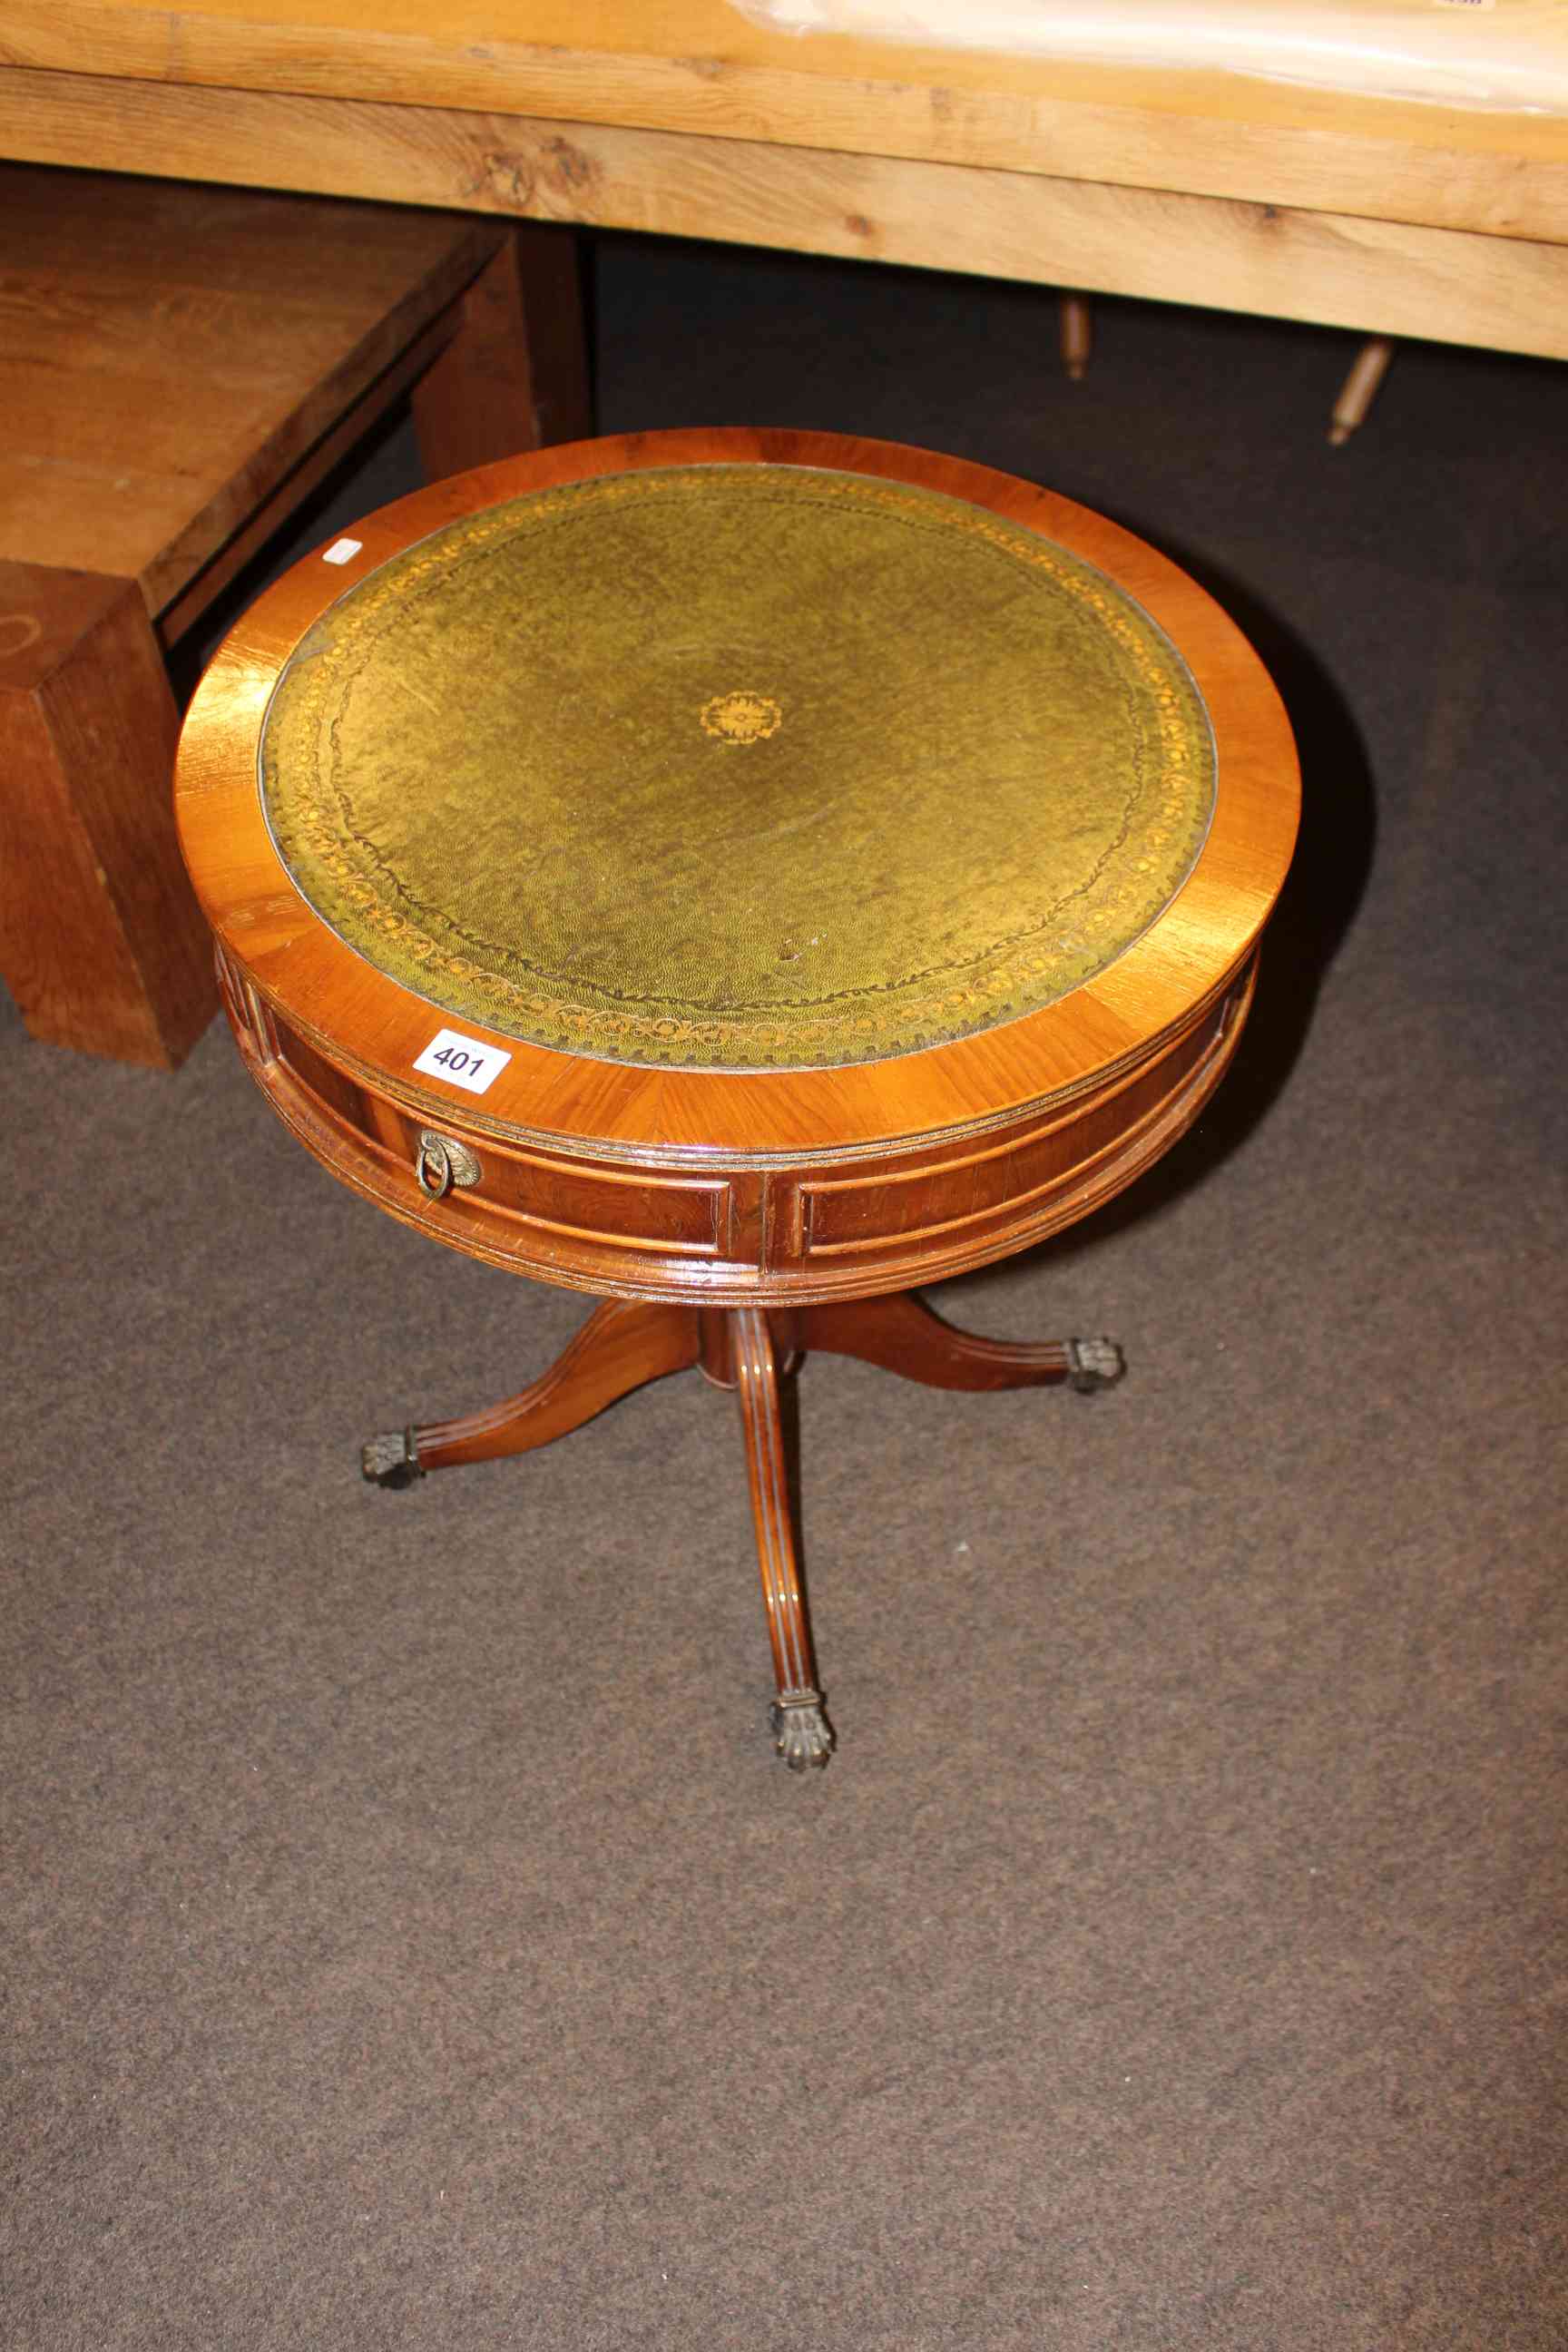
360 1426 424 1488
1065 1338 1125 1394
770 1691 834 1770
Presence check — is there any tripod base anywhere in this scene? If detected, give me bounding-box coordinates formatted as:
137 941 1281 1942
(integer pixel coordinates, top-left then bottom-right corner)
362 1289 1122 1769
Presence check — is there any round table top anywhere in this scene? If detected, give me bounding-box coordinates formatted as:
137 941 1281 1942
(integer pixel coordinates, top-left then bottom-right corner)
259 460 1215 1073
176 427 1298 1163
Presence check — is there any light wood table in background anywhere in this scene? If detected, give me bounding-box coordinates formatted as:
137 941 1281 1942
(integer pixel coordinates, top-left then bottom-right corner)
4 0 1568 367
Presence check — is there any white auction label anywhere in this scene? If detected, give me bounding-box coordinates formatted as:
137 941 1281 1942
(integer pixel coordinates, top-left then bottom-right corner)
322 537 363 566
413 1029 512 1095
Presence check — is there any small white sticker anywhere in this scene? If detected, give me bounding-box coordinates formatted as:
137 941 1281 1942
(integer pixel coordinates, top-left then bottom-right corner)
413 1028 512 1095
322 537 363 566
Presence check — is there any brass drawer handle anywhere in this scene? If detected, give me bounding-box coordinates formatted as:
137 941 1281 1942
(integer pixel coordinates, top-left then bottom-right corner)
414 1129 483 1200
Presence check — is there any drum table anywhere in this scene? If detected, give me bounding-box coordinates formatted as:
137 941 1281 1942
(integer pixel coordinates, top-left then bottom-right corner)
175 427 1298 1769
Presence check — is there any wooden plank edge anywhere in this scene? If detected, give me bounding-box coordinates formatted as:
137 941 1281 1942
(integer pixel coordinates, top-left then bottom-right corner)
6 74 1567 359
0 27 1566 245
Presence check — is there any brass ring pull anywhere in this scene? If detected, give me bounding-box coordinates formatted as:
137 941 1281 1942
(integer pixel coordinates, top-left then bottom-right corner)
414 1129 482 1200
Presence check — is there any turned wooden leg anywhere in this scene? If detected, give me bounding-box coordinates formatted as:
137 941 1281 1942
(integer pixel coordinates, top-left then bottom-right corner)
361 1298 700 1485
1328 335 1396 446
0 563 216 1066
798 1289 1123 1394
730 1307 832 1770
1059 290 1093 381
412 223 592 475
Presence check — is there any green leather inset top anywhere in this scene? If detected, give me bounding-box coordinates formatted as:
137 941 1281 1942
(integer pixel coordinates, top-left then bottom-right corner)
260 465 1216 1070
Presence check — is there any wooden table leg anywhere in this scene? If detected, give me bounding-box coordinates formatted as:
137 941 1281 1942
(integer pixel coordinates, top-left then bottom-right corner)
0 563 216 1065
1328 334 1396 446
799 1289 1124 1394
360 1286 1117 1769
412 223 592 475
730 1306 832 1771
1059 289 1093 381
361 1298 700 1484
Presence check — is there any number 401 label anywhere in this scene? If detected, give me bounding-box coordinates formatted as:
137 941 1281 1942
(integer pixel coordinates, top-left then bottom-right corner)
413 1028 512 1096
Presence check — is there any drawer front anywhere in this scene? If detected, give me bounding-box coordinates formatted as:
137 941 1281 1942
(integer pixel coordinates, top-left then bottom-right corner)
214 962 746 1275
777 989 1235 1273
286 1026 735 1259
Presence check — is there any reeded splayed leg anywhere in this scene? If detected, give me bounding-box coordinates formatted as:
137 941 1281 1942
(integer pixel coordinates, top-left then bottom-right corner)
729 1307 833 1770
361 1298 701 1485
798 1290 1124 1395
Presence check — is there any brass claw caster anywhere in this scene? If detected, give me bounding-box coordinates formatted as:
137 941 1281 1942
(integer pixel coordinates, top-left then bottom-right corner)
361 1427 424 1489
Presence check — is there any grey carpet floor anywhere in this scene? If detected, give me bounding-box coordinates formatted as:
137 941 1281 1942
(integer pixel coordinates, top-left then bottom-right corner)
5 231 1566 2348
